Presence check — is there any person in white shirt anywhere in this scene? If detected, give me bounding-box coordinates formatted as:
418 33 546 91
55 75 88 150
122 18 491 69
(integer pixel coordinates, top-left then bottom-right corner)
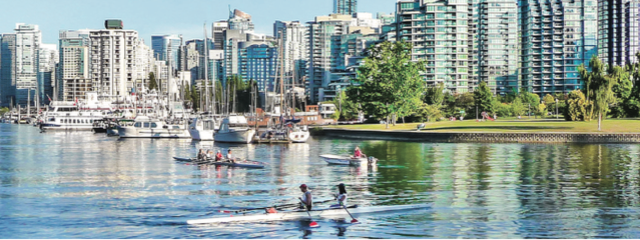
299 184 313 210
331 183 348 208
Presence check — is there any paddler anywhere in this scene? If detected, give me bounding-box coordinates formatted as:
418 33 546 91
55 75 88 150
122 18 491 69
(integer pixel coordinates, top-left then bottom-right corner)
226 149 236 163
197 149 206 161
299 184 313 210
215 150 223 162
330 183 348 208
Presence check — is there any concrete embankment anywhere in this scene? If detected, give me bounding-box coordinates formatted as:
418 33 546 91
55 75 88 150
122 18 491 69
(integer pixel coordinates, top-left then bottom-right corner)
314 128 640 143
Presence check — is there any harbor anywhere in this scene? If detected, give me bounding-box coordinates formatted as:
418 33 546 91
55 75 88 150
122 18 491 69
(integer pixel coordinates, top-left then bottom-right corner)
3 123 640 238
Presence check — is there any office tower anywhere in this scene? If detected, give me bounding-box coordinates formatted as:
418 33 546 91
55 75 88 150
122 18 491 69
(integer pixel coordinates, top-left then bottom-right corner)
222 29 272 86
334 0 357 15
238 42 278 92
396 0 471 93
58 30 91 101
228 9 255 33
274 21 309 88
0 34 15 107
474 0 519 95
0 24 42 107
598 0 640 66
212 21 229 50
134 42 153 92
89 23 148 97
519 0 597 94
39 44 57 105
307 14 353 103
184 39 214 82
151 35 181 70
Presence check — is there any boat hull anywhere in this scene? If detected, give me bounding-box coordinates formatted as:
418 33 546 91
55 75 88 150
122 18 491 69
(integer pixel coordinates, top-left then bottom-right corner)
288 130 310 143
173 157 265 169
187 204 431 224
189 129 215 141
320 154 367 165
118 126 191 138
214 129 256 143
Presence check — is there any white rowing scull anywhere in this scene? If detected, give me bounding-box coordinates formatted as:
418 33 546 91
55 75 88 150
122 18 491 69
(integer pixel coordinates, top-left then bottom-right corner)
187 203 430 224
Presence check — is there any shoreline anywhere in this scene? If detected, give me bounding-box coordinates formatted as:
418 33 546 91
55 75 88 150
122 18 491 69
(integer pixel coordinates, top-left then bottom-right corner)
314 128 640 143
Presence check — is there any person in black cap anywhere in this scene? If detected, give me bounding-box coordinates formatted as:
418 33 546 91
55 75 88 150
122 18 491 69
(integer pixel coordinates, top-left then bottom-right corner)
331 183 348 208
299 184 313 210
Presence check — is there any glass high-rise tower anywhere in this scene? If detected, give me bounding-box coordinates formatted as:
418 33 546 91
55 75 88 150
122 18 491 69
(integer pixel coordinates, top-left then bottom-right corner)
334 0 357 15
519 0 597 94
598 0 640 67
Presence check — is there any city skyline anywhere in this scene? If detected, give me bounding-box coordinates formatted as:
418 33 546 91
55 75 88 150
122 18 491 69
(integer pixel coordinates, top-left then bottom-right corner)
0 0 394 46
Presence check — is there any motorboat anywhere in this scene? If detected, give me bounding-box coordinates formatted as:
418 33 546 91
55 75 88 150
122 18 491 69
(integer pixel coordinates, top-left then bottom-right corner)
214 115 256 144
188 117 219 141
40 101 110 131
117 116 190 138
320 154 378 166
285 119 310 143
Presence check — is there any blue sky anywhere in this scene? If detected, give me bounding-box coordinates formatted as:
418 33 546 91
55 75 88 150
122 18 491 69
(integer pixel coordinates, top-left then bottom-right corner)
0 0 395 46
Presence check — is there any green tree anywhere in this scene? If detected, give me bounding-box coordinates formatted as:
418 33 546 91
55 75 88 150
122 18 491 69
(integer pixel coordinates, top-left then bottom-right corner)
543 94 555 112
455 92 475 118
347 41 426 129
519 90 540 117
183 84 192 109
536 103 547 118
474 81 494 114
148 72 158 90
0 107 9 115
565 90 592 121
190 85 200 111
511 97 525 117
415 103 442 122
332 90 359 121
424 82 445 105
609 64 634 117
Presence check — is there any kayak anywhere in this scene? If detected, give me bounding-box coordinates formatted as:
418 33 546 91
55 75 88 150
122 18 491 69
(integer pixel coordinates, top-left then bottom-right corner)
187 203 430 224
320 154 378 166
173 157 266 169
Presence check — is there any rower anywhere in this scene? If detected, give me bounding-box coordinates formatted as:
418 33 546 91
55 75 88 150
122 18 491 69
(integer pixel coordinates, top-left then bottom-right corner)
197 149 206 161
226 149 236 163
298 184 313 211
207 149 214 160
215 150 223 162
330 183 348 208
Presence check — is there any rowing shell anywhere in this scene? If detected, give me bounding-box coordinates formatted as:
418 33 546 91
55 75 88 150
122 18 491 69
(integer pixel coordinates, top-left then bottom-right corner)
187 203 430 224
173 157 265 169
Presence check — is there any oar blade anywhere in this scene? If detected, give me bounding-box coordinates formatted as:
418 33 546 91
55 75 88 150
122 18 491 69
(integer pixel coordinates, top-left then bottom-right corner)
350 218 359 223
309 221 319 228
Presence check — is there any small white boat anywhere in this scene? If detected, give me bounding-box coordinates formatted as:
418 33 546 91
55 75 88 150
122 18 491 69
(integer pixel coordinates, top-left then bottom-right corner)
214 115 256 144
320 154 378 166
117 116 190 138
188 117 219 141
187 203 430 224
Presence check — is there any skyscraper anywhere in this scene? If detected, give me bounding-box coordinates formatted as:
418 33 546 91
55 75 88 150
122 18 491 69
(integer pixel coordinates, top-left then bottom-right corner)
212 21 229 50
89 24 149 97
228 9 255 33
58 30 91 101
0 24 42 107
519 0 597 94
396 0 471 93
39 44 57 105
598 0 640 67
474 0 519 95
274 21 308 88
334 0 357 15
151 35 181 70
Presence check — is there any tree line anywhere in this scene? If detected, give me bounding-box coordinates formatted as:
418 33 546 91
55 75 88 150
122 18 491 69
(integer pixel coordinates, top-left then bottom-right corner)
334 41 640 130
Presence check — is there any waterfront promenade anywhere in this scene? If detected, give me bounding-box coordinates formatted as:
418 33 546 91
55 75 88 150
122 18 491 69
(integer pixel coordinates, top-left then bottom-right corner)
315 118 640 143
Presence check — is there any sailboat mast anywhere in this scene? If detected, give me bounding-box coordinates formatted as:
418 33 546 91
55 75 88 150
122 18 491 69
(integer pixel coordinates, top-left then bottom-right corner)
278 31 285 123
203 23 210 115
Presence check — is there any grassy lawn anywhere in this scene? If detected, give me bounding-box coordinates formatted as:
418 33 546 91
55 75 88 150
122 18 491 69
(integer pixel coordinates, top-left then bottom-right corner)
327 117 640 133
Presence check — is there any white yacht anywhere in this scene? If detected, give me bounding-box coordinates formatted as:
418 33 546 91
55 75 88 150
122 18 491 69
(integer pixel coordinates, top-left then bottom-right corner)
188 117 219 141
40 101 110 131
117 116 190 138
288 124 310 143
214 115 256 144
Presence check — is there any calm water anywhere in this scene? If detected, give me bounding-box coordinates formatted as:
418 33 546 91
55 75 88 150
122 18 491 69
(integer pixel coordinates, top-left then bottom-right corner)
2 123 640 238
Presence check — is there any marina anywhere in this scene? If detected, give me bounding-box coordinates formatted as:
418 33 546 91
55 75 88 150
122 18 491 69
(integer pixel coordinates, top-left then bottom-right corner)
3 123 640 238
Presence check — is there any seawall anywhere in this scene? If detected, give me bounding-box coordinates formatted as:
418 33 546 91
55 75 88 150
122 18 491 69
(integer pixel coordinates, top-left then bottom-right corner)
316 128 640 143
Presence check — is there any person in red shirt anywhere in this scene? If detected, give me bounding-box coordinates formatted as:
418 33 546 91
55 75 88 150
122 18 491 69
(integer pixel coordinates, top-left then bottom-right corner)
353 147 366 158
215 150 223 162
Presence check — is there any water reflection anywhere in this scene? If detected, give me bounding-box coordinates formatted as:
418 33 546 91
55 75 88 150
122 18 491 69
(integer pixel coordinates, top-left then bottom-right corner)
3 124 640 238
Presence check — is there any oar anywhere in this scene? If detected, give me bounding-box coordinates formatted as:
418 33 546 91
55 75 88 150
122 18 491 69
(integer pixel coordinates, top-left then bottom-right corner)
299 199 319 228
343 206 358 223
